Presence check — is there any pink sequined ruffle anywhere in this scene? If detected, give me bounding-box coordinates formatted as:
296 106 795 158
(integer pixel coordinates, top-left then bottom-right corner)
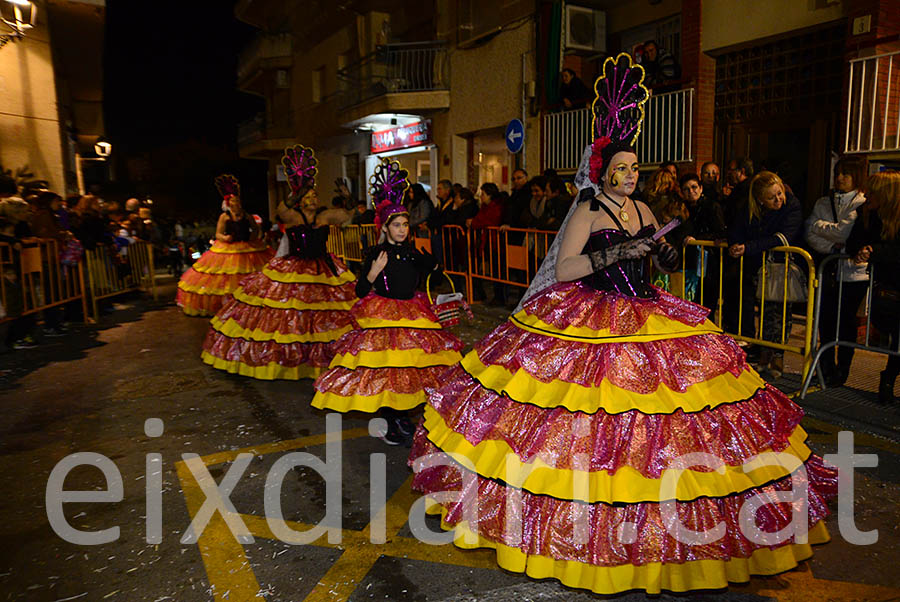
215 298 356 336
202 330 336 368
428 369 803 477
334 326 464 356
410 434 837 567
352 291 438 323
315 365 454 396
521 281 709 334
474 321 747 394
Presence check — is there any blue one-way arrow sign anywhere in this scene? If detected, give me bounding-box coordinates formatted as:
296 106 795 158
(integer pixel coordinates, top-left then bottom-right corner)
505 119 525 153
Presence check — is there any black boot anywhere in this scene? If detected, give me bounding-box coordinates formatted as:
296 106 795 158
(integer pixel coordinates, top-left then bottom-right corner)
829 362 850 387
878 371 897 404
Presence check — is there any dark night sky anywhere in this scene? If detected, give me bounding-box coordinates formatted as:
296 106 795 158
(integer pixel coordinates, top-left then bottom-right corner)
103 1 268 217
104 0 261 153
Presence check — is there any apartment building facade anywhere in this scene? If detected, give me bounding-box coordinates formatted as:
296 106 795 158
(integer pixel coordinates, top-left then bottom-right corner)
235 0 899 217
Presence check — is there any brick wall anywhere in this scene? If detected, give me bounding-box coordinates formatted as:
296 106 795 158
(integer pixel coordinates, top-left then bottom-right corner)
679 0 715 174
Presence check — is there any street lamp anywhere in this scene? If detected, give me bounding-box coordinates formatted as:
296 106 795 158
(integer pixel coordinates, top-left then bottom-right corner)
76 137 112 195
0 0 37 49
94 138 112 158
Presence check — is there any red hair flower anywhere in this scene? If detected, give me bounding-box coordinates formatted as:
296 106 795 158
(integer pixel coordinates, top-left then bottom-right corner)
589 136 612 184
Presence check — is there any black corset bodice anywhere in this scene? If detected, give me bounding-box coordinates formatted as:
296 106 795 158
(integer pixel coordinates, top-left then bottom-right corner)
224 215 252 242
285 224 328 259
580 226 655 298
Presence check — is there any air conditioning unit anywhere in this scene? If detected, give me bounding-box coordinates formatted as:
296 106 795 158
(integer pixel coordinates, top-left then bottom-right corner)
565 4 606 53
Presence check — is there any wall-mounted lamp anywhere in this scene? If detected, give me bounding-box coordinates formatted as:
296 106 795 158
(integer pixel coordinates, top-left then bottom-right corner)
94 138 112 158
0 0 37 49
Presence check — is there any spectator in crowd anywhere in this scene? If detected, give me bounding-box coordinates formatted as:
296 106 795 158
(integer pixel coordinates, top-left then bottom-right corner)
846 170 900 403
637 40 681 88
442 186 478 291
445 186 479 229
645 168 680 222
406 183 432 238
728 171 802 379
680 173 727 310
660 161 678 179
316 196 353 225
0 196 32 239
351 200 375 225
543 175 573 231
559 68 592 110
723 157 754 225
470 182 507 305
429 179 456 265
519 176 549 230
721 157 756 337
700 161 722 204
0 174 17 200
70 195 111 251
805 156 868 387
501 168 530 231
0 218 37 350
26 191 71 335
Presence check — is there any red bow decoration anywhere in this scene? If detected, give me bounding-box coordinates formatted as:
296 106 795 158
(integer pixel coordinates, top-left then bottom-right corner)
589 136 612 184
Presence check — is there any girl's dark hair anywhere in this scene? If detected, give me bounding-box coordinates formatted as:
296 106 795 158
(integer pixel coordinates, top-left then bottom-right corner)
679 173 701 188
480 182 500 199
409 183 430 205
529 176 547 190
834 156 867 191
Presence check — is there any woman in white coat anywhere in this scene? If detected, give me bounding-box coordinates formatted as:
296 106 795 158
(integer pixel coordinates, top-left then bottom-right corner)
805 156 868 386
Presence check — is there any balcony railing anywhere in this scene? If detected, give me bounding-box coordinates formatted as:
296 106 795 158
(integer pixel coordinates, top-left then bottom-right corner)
845 50 900 154
336 41 449 109
237 111 294 148
543 88 695 172
237 32 293 81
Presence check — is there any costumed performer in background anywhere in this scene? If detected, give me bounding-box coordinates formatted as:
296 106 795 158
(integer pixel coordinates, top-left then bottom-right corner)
408 53 837 595
201 146 357 379
312 158 464 445
176 175 273 316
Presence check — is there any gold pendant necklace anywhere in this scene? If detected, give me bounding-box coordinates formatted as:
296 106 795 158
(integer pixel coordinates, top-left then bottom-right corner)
602 192 629 223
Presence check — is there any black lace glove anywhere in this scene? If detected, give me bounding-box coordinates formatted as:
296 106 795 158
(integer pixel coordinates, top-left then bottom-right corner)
656 242 679 271
588 237 653 273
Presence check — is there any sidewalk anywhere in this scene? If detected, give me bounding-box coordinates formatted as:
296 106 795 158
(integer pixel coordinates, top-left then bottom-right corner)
778 328 900 442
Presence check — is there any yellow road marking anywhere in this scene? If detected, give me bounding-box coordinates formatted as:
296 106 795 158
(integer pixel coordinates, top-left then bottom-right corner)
746 563 900 601
178 427 900 602
175 459 261 602
197 427 371 467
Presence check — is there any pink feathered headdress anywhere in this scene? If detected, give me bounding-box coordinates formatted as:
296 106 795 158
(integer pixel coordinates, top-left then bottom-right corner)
373 200 408 234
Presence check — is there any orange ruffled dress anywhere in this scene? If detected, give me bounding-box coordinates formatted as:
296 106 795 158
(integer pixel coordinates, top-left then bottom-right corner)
176 217 273 316
201 224 357 380
408 224 837 595
313 241 464 412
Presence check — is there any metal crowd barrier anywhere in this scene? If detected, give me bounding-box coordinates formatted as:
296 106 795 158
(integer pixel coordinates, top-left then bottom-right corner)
334 224 378 264
326 225 345 261
673 240 818 383
322 226 823 383
466 226 557 302
84 240 157 321
800 255 898 398
0 238 88 324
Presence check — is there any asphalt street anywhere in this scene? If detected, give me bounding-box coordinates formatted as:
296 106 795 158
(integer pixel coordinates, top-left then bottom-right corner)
0 279 898 602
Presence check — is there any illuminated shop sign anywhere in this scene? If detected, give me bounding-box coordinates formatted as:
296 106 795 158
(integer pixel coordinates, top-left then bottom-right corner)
370 120 432 153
